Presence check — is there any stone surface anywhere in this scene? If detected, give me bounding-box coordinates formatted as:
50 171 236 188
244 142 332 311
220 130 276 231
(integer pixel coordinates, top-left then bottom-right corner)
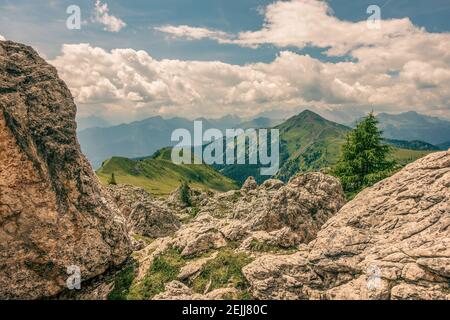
153 281 238 300
108 185 180 238
202 172 345 246
241 176 258 192
0 41 131 299
171 215 227 257
177 251 219 281
243 150 450 300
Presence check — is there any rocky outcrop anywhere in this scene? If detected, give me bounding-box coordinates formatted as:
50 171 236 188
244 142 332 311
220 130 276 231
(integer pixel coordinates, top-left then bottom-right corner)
153 281 238 300
201 173 345 247
241 176 258 192
243 150 450 300
87 171 344 300
152 172 345 262
107 185 180 238
0 41 131 299
171 215 227 257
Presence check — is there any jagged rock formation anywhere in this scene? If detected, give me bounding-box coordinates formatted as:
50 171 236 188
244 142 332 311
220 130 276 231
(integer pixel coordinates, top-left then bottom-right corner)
241 176 258 192
63 150 448 300
107 185 180 238
243 150 450 300
201 173 345 247
93 172 345 300
0 41 131 299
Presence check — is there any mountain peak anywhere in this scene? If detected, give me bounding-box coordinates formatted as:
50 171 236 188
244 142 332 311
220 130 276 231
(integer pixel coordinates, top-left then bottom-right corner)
283 109 328 125
298 109 322 118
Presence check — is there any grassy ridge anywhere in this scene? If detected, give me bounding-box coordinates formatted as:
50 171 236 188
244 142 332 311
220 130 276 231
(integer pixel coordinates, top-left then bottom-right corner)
390 148 432 165
97 149 238 196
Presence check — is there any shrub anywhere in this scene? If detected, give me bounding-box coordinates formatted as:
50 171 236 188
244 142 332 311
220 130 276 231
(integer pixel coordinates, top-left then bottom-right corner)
179 181 192 207
108 172 117 185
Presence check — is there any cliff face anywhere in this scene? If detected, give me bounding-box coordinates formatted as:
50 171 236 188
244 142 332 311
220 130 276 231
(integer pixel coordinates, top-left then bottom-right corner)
243 150 450 300
0 41 131 299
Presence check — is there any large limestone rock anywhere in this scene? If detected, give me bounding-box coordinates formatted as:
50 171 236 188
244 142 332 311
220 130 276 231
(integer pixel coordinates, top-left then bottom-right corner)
243 150 450 300
153 281 238 300
171 214 227 257
0 41 131 299
202 172 345 247
107 185 180 238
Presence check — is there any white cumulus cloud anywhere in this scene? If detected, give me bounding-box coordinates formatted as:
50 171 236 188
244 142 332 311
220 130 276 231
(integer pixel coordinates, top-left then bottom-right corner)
51 39 450 123
93 0 126 32
0 34 5 41
48 0 450 122
155 25 233 43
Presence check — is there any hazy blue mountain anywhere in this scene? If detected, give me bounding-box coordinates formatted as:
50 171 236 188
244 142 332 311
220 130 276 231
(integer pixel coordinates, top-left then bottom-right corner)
238 117 283 129
78 115 243 169
196 114 242 131
438 141 450 150
383 139 440 151
375 111 450 145
76 115 111 131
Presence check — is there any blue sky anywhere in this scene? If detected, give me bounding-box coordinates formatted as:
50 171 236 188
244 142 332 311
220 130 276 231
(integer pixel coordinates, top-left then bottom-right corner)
1 0 449 63
1 0 450 122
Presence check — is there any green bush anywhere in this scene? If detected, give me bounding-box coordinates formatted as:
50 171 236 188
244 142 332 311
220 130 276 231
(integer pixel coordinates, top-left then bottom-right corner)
108 263 136 300
108 172 117 185
179 181 192 207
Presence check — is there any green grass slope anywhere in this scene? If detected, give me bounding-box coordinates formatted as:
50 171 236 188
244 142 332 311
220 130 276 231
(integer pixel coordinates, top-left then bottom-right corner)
274 110 350 181
97 147 238 196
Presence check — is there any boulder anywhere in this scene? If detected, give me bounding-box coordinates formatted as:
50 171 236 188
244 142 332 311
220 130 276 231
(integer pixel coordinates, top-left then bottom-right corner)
108 185 180 238
0 41 131 299
241 176 258 192
249 173 346 242
171 215 227 257
244 150 450 300
153 281 238 300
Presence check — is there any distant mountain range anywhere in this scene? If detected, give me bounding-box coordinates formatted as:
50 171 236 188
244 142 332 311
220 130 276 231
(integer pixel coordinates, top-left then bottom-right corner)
374 111 450 145
438 141 450 150
78 110 447 171
76 115 112 131
238 117 283 129
78 114 284 169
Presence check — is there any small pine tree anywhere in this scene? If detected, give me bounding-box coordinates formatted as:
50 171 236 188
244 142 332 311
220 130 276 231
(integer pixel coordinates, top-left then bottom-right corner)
108 172 117 185
333 112 396 198
179 181 192 207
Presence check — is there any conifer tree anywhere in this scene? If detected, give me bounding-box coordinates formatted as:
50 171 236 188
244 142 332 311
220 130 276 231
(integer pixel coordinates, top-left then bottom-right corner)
333 113 396 198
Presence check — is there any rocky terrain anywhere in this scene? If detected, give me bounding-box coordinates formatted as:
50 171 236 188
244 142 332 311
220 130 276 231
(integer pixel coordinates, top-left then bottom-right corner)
243 150 450 300
68 172 346 300
1 40 448 300
0 41 131 299
70 149 449 300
